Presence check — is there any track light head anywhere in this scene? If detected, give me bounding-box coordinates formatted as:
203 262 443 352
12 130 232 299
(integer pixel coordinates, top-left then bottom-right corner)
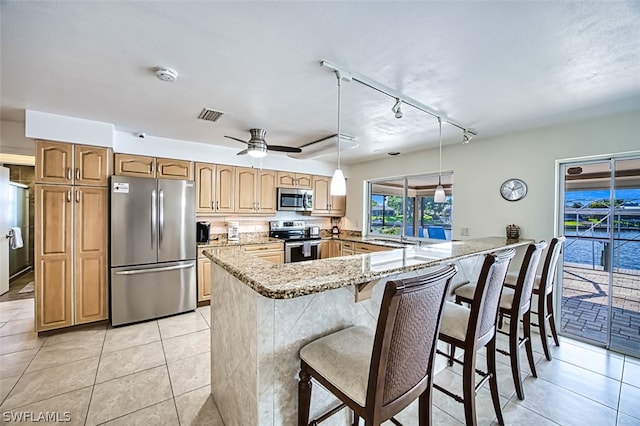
392 98 403 119
462 129 473 144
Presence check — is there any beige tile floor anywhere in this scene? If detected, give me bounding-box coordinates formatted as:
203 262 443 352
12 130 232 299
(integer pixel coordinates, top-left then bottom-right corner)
1 297 639 425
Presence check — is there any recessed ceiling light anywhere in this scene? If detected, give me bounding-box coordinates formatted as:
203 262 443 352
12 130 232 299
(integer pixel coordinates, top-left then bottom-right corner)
155 67 178 82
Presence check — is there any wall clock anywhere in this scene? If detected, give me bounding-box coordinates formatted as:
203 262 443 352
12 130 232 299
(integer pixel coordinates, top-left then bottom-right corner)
500 178 528 201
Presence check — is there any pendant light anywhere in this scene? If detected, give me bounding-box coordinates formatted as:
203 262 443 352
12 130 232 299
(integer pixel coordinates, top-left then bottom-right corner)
330 71 346 196
434 117 446 203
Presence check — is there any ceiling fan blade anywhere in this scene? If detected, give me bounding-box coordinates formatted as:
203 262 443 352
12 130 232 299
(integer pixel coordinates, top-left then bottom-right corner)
267 145 302 153
236 149 248 156
224 135 249 145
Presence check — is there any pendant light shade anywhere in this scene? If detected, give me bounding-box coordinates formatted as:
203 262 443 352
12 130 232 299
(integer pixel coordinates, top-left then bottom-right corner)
330 71 346 196
434 116 446 203
331 168 346 196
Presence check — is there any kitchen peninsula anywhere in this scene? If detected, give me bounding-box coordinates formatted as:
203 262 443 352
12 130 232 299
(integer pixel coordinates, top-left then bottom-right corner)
204 237 530 426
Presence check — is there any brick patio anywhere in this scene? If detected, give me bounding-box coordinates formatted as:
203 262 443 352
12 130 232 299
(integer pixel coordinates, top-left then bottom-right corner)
561 264 640 354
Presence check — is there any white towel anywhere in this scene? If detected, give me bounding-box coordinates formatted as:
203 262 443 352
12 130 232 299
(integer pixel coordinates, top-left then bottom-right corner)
303 241 311 257
10 227 23 249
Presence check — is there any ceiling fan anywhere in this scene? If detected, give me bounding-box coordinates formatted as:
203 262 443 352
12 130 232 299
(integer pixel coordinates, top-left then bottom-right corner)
224 129 302 158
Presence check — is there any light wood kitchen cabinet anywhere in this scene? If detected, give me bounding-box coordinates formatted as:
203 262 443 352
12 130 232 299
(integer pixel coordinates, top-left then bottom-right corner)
276 172 312 189
311 175 346 216
35 185 73 330
36 141 110 186
341 241 355 256
195 162 236 214
355 242 391 254
74 187 108 324
156 157 193 180
235 167 276 214
114 153 156 178
197 256 212 302
242 242 284 264
321 239 341 259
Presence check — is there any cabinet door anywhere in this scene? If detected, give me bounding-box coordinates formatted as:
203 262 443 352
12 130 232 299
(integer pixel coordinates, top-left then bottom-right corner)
75 145 110 186
157 158 193 180
295 174 312 189
311 176 330 214
195 163 216 214
197 257 211 302
36 141 73 184
114 154 156 178
330 195 346 217
276 172 296 188
255 252 284 264
216 165 235 213
36 185 73 331
257 169 277 214
74 187 108 324
235 167 257 213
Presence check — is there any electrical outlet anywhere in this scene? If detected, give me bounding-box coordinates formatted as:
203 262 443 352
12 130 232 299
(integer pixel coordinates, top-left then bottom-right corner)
461 227 470 237
255 225 262 231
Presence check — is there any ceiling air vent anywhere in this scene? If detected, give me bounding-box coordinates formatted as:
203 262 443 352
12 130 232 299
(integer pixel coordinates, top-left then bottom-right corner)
197 108 225 122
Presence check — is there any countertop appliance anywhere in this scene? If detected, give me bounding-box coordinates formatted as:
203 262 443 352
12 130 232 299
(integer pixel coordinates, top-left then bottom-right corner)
277 188 313 212
197 221 210 243
110 176 196 326
269 220 321 263
227 221 239 242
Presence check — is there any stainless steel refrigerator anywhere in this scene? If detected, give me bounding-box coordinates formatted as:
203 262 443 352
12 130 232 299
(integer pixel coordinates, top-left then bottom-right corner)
110 175 196 326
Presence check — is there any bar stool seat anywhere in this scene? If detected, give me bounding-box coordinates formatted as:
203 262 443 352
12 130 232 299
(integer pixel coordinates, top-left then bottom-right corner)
439 303 470 341
299 326 374 406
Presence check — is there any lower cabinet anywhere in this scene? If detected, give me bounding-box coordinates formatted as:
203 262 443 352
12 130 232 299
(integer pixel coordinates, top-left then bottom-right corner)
197 256 212 302
354 242 391 254
242 242 284 264
341 241 355 256
35 185 108 331
321 240 341 259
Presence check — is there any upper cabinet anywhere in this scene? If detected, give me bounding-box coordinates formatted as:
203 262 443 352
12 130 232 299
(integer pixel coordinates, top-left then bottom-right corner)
114 154 193 180
276 172 312 189
36 141 110 186
311 175 346 217
114 154 155 178
235 167 276 214
195 162 235 214
156 158 193 180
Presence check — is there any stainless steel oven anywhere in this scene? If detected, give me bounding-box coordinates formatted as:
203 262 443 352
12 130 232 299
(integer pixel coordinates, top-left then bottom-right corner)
285 240 322 263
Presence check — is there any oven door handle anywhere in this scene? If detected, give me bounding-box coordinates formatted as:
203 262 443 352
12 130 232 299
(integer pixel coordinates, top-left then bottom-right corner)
287 241 321 248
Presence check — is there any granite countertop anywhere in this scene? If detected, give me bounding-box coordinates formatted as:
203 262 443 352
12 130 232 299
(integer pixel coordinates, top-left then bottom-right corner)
322 235 409 248
197 236 283 251
204 237 531 299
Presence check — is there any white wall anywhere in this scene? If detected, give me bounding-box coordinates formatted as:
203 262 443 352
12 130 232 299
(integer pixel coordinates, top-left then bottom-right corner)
25 110 114 147
0 120 35 156
344 109 640 242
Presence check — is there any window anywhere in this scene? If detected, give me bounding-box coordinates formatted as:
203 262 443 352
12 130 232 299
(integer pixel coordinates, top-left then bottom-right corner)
367 172 453 241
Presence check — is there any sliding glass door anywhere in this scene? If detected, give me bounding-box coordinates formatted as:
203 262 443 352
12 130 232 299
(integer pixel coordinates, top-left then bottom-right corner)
559 156 640 356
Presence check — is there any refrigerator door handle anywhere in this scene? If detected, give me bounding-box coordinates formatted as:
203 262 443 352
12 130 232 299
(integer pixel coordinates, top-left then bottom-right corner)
113 262 195 275
151 189 157 249
159 189 164 247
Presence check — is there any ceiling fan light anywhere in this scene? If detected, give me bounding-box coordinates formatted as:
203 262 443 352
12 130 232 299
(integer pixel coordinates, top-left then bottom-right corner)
434 184 446 203
331 168 346 196
247 148 267 158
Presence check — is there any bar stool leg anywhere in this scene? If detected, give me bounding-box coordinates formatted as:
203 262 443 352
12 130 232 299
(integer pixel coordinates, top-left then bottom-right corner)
547 292 560 346
487 337 504 426
509 313 524 400
523 311 537 378
418 389 432 426
298 368 312 426
462 349 477 426
538 292 552 361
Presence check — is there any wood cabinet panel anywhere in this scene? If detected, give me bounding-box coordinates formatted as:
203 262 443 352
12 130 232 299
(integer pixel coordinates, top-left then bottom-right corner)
311 176 330 214
36 185 73 330
257 169 277 214
276 172 312 189
74 187 108 323
36 141 73 184
195 163 215 214
157 158 193 180
74 145 110 186
114 154 156 178
255 252 284 264
321 240 341 259
235 167 258 213
216 165 235 213
354 242 390 254
197 257 212 302
296 174 312 189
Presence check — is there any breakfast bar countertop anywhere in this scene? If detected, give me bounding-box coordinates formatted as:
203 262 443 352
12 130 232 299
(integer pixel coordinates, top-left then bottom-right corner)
203 237 530 299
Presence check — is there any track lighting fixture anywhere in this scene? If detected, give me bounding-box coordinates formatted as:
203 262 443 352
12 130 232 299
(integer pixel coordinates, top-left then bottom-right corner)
391 98 403 119
462 129 473 144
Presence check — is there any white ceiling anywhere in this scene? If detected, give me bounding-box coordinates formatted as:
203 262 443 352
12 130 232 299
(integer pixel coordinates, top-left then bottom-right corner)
2 1 639 165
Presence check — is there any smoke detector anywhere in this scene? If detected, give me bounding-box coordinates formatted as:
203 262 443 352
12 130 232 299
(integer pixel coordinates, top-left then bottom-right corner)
155 67 178 82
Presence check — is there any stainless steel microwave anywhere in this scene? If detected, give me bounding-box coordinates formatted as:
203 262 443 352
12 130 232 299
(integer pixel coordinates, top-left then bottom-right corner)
277 188 313 211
